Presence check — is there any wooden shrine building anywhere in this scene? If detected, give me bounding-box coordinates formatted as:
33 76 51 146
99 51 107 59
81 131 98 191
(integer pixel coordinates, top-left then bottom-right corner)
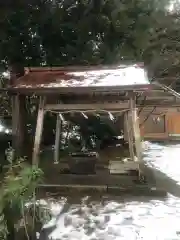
138 81 180 141
7 63 175 191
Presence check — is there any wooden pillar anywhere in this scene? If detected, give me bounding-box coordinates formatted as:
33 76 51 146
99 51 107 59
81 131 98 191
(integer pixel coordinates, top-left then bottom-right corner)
129 94 142 163
10 65 28 158
54 114 62 164
32 97 46 165
12 94 27 158
124 111 135 161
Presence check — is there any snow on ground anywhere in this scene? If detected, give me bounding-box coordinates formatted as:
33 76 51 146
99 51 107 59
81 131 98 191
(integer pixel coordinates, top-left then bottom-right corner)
143 141 180 184
37 142 180 240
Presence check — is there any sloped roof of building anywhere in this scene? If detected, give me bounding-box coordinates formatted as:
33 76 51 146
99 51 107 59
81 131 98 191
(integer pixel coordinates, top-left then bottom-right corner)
9 64 151 94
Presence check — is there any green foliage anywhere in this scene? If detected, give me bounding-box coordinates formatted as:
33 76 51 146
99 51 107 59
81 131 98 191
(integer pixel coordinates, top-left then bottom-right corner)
0 158 43 239
0 0 174 68
0 214 8 240
2 161 43 202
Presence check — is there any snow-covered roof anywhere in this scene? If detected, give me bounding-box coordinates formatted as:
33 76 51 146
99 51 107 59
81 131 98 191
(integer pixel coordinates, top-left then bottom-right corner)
10 64 151 93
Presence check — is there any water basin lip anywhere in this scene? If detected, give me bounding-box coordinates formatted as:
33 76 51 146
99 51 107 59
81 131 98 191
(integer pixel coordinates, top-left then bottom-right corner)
69 151 99 157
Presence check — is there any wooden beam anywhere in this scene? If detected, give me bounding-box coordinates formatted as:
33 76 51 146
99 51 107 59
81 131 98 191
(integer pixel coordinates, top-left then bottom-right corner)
45 102 129 111
143 96 174 100
45 102 180 111
32 97 46 165
54 114 62 164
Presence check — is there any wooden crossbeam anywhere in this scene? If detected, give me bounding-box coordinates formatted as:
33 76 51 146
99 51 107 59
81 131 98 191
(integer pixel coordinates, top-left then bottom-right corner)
45 103 180 111
45 102 129 111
